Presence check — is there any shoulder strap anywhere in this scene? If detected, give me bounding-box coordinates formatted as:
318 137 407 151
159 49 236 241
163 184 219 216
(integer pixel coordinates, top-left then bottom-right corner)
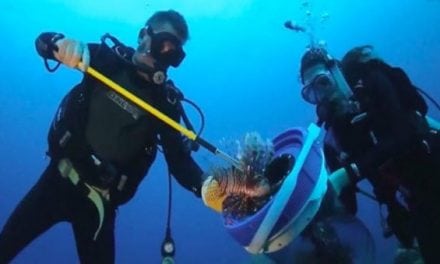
100 33 135 63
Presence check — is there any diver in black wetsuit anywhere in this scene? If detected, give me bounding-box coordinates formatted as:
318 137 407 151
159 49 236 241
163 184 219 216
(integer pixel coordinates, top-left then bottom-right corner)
0 10 205 263
299 45 440 264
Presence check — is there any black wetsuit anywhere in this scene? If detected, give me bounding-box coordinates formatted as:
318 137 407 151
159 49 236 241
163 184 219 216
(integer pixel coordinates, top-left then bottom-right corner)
323 60 440 263
0 33 204 263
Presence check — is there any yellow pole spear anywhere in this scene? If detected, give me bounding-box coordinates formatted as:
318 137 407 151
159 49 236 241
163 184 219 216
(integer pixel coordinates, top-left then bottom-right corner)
78 62 241 169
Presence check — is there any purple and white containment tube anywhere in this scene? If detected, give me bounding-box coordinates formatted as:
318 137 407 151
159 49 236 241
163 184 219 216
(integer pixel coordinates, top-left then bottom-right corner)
224 123 327 254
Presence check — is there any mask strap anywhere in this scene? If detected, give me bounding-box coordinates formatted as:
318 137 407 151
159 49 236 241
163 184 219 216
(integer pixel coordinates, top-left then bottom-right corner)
146 26 155 37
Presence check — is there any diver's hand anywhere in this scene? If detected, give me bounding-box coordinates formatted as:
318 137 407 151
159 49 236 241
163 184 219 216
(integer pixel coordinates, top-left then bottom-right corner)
201 175 271 213
201 176 225 212
53 38 90 71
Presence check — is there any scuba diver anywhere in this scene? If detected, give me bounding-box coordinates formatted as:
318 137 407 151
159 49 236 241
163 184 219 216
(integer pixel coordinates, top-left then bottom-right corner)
299 45 440 264
0 9 202 264
0 9 247 263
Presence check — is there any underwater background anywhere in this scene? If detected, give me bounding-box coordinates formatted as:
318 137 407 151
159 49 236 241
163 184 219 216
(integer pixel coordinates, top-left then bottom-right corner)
0 0 439 263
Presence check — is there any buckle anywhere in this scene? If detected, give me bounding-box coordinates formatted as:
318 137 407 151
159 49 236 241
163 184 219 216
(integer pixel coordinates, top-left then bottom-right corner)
58 159 80 185
57 158 107 240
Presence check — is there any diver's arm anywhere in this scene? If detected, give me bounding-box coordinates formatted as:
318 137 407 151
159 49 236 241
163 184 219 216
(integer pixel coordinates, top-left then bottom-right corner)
323 142 359 214
323 143 352 195
163 141 205 197
426 115 440 130
325 143 357 196
159 119 205 197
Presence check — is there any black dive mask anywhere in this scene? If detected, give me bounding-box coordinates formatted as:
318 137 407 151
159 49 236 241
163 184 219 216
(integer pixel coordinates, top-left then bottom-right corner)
301 72 335 105
145 27 186 68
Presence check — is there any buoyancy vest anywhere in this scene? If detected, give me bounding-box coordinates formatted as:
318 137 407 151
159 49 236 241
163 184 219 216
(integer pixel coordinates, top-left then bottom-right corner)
46 37 192 204
324 60 432 208
325 60 430 166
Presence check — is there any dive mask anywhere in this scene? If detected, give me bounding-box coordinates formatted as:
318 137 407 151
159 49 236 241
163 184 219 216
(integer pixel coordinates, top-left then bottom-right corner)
301 71 335 105
145 26 186 67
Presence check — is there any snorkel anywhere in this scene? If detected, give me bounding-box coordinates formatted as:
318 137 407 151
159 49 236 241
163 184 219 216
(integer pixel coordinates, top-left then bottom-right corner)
322 53 353 100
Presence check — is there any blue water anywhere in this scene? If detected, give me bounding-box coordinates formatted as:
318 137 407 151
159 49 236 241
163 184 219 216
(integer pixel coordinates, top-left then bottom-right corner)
1 0 439 263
